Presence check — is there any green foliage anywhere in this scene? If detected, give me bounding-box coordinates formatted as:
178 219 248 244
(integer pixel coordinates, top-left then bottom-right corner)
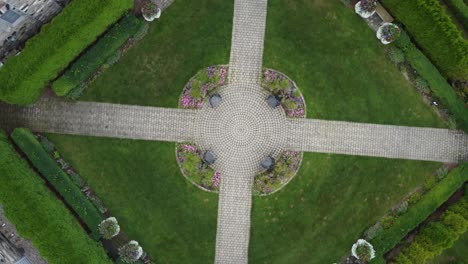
371 164 468 260
413 77 430 94
407 191 423 205
11 128 104 239
53 14 145 97
393 196 468 264
382 0 468 80
445 0 468 29
0 0 133 105
381 215 397 229
403 40 468 131
386 46 405 65
423 176 438 191
0 131 111 263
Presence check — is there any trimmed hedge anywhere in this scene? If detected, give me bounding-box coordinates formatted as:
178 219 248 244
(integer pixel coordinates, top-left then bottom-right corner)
391 30 468 131
381 0 468 80
371 164 468 263
0 0 133 105
445 0 468 29
53 14 146 97
393 194 468 263
11 128 104 239
0 131 111 263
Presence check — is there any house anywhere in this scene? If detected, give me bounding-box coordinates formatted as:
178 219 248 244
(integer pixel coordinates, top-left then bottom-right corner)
0 0 68 61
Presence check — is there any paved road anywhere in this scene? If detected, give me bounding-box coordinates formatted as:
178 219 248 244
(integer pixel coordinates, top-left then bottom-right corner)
0 98 196 142
286 119 468 163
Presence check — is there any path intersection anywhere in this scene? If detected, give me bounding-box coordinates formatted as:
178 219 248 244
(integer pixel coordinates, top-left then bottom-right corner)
1 0 467 263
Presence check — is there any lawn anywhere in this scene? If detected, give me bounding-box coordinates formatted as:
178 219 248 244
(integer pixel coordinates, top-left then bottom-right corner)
48 0 449 263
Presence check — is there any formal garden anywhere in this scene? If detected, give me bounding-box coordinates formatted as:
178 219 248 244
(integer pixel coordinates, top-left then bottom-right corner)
0 0 467 263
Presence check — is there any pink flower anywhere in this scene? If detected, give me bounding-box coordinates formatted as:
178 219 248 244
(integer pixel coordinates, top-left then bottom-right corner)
212 171 221 187
183 144 197 153
219 67 227 85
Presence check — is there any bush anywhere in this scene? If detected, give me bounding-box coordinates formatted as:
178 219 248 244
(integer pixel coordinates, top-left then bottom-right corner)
445 0 468 29
413 76 430 94
370 164 468 261
99 217 121 239
119 240 143 263
11 128 104 239
423 176 438 191
0 131 111 263
393 203 468 263
386 46 405 65
53 14 145 97
381 215 396 229
407 191 422 206
381 0 468 80
0 0 133 105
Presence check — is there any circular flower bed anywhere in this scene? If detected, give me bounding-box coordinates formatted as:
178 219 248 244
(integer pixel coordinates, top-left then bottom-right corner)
262 68 306 118
176 143 221 192
355 0 377 18
351 239 376 263
179 65 228 109
376 23 400 45
176 66 305 195
141 0 161 22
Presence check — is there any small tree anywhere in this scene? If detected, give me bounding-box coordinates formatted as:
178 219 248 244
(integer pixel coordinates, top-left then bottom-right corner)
99 217 120 239
118 240 143 263
351 239 376 263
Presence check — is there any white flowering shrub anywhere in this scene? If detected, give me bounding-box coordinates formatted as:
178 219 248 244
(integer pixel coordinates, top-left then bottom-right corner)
98 217 120 239
351 239 376 263
376 23 401 45
355 0 377 18
119 240 143 263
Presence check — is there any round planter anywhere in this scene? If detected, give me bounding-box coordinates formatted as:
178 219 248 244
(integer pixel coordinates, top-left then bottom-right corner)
355 1 376 18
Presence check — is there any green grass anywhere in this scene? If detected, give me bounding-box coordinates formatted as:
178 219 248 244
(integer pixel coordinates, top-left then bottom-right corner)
46 0 448 263
0 131 111 263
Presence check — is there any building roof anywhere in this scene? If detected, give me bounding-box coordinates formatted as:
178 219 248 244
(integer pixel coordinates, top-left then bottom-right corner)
14 256 33 264
1 10 20 24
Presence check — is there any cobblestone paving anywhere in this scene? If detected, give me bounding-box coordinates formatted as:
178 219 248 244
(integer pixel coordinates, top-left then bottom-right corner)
0 98 196 142
286 119 468 163
228 0 268 85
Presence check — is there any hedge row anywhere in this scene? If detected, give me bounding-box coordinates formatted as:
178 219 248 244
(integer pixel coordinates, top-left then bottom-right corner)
53 14 146 97
11 128 104 239
445 0 468 29
392 193 468 263
391 31 468 131
0 0 133 105
0 131 111 263
381 0 468 80
370 164 468 263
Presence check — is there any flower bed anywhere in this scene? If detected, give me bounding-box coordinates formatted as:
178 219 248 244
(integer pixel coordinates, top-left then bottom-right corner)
176 67 305 195
355 0 377 18
253 151 303 195
261 68 306 118
178 65 228 109
176 143 221 192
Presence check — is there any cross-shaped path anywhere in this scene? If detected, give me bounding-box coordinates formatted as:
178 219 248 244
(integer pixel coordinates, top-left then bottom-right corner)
1 0 467 263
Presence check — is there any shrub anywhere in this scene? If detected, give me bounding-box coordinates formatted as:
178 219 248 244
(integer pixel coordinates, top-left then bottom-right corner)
393 30 413 52
119 240 143 263
423 176 437 191
351 239 376 262
386 46 405 65
11 128 104 239
396 201 409 216
99 217 121 239
381 215 396 229
0 131 111 263
371 164 468 261
444 0 468 29
407 191 422 206
0 0 133 105
441 211 468 233
53 14 145 97
381 0 468 80
364 223 383 240
413 76 430 94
